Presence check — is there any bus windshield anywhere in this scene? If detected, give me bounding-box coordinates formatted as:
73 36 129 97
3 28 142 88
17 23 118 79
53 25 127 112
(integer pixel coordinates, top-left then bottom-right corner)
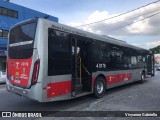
9 22 37 59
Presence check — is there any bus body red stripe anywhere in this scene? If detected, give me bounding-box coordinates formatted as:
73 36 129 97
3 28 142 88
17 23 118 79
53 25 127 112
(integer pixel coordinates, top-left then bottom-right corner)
91 73 132 86
47 80 71 98
106 73 131 84
47 73 131 99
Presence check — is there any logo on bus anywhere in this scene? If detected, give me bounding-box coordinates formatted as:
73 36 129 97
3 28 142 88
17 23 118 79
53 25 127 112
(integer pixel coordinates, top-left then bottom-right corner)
15 72 20 83
16 72 19 78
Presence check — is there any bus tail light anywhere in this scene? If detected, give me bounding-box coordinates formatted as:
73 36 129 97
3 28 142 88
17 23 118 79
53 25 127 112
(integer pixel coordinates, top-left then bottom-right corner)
31 59 40 85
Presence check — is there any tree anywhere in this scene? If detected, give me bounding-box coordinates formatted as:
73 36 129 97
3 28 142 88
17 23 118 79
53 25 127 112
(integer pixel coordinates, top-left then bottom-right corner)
150 45 160 54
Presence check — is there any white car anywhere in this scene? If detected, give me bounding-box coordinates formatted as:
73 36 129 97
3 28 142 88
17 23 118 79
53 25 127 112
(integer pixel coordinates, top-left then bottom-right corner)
155 64 160 71
0 70 6 84
157 65 160 70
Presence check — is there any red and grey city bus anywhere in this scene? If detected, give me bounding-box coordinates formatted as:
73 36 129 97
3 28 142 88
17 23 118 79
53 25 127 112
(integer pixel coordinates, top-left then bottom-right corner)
6 18 154 102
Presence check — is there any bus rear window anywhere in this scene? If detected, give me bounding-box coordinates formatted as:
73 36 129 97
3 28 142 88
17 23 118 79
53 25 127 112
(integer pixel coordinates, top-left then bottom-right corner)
9 22 37 59
9 22 36 45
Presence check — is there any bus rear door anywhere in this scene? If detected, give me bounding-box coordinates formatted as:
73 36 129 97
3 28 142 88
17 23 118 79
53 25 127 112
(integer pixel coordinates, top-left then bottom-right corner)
71 36 92 96
147 54 155 76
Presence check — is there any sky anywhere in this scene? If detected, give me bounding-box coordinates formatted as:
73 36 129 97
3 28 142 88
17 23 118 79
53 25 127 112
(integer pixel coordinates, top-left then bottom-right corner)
10 0 160 49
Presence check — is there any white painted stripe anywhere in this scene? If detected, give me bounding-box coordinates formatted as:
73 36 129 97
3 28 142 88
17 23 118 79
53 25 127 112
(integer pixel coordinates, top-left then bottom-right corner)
9 40 33 47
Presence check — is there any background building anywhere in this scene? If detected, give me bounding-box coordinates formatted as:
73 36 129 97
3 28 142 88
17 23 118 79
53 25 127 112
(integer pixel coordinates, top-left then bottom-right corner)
0 0 58 71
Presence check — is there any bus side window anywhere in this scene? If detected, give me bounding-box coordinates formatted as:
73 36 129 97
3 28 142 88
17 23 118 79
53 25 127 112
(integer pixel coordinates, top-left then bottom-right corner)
48 29 71 76
131 56 137 68
143 56 146 62
93 41 110 70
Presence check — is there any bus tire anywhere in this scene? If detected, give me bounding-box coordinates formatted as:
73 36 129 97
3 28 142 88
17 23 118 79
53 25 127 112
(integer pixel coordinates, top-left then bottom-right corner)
140 72 145 83
93 77 106 98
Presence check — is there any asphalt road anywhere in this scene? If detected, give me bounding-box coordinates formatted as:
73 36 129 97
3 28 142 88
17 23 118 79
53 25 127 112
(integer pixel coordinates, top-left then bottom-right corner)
0 71 160 119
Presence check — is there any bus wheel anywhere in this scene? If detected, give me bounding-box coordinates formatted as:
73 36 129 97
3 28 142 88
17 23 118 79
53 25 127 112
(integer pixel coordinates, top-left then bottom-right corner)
140 72 145 83
93 77 105 98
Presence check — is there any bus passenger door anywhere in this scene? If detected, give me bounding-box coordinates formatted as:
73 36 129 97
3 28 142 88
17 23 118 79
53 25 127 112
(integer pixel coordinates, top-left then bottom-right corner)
71 37 92 96
147 54 154 76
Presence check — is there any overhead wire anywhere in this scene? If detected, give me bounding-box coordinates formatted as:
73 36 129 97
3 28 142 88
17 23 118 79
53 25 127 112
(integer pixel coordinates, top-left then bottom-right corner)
75 0 160 27
112 8 160 24
108 10 160 32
